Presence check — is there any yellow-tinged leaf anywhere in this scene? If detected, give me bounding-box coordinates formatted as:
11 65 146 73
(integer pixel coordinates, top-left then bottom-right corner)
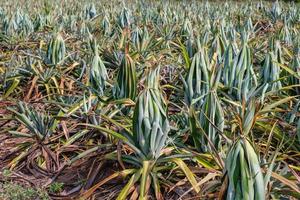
117 169 142 200
270 171 300 194
260 96 298 114
179 173 219 199
66 95 97 116
81 169 136 199
171 158 200 193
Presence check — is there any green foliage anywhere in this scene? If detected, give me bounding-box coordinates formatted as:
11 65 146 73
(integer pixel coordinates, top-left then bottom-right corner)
46 32 66 66
225 137 265 200
223 35 257 101
8 102 55 141
132 67 169 159
1 0 300 199
114 53 137 100
183 48 210 107
48 182 64 193
261 40 283 91
88 35 108 96
0 182 49 200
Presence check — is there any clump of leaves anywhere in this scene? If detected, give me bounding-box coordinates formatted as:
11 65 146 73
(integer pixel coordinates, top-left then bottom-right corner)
113 46 137 100
81 67 200 200
46 32 66 66
224 99 265 200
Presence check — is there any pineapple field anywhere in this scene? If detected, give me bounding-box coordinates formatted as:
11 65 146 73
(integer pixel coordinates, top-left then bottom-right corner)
0 0 300 199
